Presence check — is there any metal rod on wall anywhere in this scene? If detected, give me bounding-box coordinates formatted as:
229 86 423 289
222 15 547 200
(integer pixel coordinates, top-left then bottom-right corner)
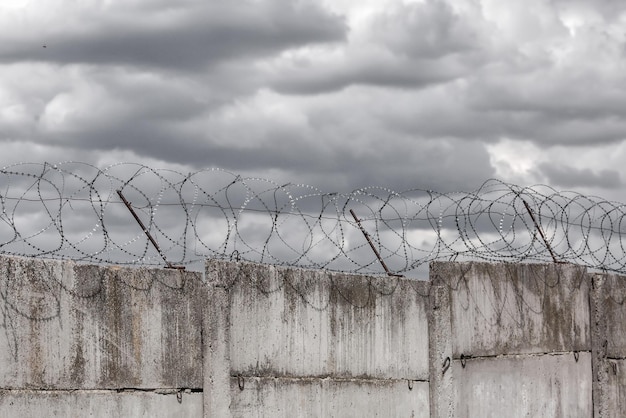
350 209 403 277
522 199 560 264
117 190 185 270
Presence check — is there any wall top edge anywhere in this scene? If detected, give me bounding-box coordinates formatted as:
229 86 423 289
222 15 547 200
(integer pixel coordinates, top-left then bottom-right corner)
0 253 202 277
205 258 430 287
429 259 589 271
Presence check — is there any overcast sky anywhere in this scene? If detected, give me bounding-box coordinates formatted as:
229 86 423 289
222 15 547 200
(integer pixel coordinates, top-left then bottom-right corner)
2 0 626 275
2 0 626 197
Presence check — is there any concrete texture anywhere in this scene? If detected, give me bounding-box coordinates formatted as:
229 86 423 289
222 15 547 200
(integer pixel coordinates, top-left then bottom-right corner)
590 273 626 418
0 389 203 417
3 255 626 417
591 273 626 358
605 359 626 418
431 261 595 418
207 259 431 417
427 284 454 418
0 256 204 390
211 260 430 380
204 268 231 417
431 261 590 357
229 376 429 418
452 353 592 417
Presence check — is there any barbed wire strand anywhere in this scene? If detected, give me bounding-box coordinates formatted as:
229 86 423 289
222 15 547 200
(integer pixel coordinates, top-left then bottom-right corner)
1 162 625 278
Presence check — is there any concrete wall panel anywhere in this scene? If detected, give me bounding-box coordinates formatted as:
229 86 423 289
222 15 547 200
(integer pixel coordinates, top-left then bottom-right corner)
432 262 590 357
593 274 626 358
590 273 626 417
0 256 204 390
453 353 592 418
229 377 429 418
427 284 453 418
0 390 203 418
210 260 430 381
2 255 625 417
605 359 626 418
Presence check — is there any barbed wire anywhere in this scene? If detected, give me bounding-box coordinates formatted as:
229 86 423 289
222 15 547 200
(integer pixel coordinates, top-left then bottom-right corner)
1 161 625 277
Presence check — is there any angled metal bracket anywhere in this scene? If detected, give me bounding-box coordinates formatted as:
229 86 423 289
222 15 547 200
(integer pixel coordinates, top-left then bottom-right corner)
117 190 185 270
522 199 561 264
350 209 403 277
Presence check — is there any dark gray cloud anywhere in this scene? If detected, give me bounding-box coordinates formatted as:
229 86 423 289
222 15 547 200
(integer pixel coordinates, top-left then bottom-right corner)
268 1 488 94
22 109 493 194
269 52 483 94
2 0 626 198
4 0 626 272
0 0 346 69
372 0 482 59
538 163 622 189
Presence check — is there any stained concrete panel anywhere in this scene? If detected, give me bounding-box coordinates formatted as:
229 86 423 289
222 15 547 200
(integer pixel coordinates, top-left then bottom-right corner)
230 376 429 418
590 274 626 417
432 262 590 357
0 256 204 389
453 353 592 418
427 284 454 418
593 274 626 358
605 359 626 418
0 390 203 418
209 260 430 381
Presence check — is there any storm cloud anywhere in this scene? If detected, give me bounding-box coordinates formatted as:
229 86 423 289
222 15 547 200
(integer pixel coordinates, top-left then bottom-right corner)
1 0 626 197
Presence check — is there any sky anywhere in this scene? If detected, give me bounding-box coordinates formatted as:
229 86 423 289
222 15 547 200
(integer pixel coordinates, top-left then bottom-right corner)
1 0 626 196
1 0 626 273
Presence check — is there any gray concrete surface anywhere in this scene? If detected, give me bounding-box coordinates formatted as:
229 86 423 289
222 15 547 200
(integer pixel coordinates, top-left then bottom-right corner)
431 261 594 418
452 353 592 417
0 256 204 390
605 359 626 418
590 273 626 418
229 376 429 418
207 259 431 417
0 389 203 417
432 261 590 357
212 260 430 380
204 262 231 417
592 273 626 358
427 283 454 418
2 255 626 417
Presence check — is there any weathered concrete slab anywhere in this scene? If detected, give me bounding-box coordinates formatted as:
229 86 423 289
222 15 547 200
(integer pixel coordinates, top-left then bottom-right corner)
0 389 203 417
431 261 590 357
590 273 626 417
0 255 204 389
229 377 429 418
604 359 626 418
203 282 231 418
4 255 620 417
453 352 592 418
591 273 626 358
208 260 430 381
428 284 453 418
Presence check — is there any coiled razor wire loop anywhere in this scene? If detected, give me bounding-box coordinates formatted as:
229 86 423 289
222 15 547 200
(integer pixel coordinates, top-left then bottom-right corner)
1 161 626 276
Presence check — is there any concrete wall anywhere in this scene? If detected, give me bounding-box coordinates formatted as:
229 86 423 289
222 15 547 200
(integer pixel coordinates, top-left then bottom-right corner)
430 262 592 417
590 273 626 418
0 256 204 417
0 256 431 417
1 254 626 417
205 260 431 417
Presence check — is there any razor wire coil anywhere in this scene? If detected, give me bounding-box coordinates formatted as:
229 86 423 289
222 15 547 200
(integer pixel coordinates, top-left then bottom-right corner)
1 161 626 277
